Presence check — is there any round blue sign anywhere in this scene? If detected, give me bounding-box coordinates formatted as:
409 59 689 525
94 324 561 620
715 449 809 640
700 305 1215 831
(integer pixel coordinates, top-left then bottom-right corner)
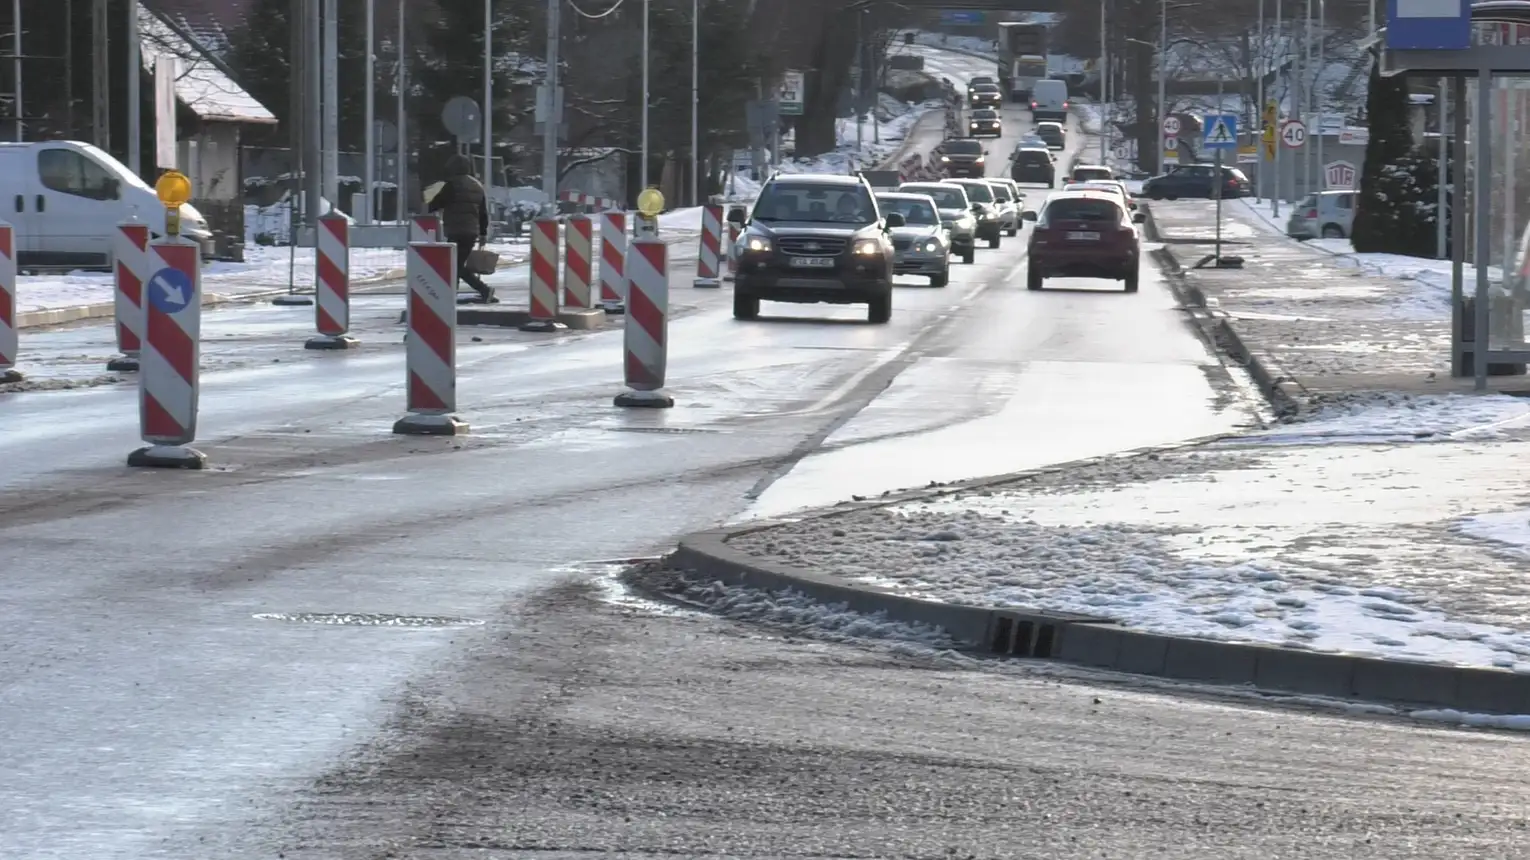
147 267 194 314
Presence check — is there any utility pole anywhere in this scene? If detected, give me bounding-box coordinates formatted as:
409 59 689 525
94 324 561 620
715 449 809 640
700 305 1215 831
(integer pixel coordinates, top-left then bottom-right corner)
10 0 21 141
640 0 650 192
395 0 406 222
289 0 304 222
1099 0 1108 165
1315 0 1324 188
1157 0 1167 175
363 0 375 223
93 0 108 149
1301 0 1311 199
305 0 322 222
1255 0 1263 200
691 0 699 206
541 0 560 211
322 0 339 209
483 0 493 195
1437 79 1448 260
127 0 140 174
855 10 864 157
64 0 73 137
1273 0 1282 215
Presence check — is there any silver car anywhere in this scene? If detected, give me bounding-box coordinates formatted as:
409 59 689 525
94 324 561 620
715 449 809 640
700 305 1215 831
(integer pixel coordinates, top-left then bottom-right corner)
898 181 977 264
985 179 1022 237
1286 190 1356 240
876 192 953 287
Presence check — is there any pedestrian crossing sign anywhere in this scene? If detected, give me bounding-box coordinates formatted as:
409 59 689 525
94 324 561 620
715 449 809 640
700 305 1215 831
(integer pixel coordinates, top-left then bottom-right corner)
1203 114 1237 150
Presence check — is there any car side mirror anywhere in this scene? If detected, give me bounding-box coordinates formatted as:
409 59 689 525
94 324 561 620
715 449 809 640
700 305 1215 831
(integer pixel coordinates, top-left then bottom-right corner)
884 212 906 228
971 203 982 212
726 207 746 225
1021 210 1038 221
1132 211 1146 223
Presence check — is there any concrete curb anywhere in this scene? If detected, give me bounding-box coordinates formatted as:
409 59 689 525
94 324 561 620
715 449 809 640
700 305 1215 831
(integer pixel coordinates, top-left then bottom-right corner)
661 441 1530 715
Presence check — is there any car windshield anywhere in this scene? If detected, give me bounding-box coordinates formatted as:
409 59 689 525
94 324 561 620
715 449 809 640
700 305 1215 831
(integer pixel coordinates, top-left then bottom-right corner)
969 77 993 86
972 109 998 119
975 84 1000 93
950 181 992 203
1016 150 1050 164
942 139 983 156
753 182 876 224
1043 197 1121 224
902 185 968 208
877 196 939 225
989 184 1013 202
1074 168 1111 181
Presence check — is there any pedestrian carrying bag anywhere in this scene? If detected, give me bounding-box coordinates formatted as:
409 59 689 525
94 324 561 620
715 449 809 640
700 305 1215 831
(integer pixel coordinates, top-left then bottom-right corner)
465 248 499 274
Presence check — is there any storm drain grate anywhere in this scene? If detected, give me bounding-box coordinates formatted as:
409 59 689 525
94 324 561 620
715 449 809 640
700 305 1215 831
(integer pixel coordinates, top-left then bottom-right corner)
254 612 485 628
605 426 719 435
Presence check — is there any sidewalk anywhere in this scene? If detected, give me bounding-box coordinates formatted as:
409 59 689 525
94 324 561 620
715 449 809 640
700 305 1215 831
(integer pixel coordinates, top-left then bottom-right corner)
1144 198 1528 414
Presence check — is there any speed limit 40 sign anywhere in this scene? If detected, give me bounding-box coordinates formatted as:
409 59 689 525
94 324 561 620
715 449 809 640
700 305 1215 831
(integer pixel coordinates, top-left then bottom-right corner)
1280 119 1307 148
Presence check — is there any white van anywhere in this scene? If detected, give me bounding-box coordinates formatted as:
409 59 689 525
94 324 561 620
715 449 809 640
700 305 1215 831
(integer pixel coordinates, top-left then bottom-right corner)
0 140 215 270
1029 79 1070 124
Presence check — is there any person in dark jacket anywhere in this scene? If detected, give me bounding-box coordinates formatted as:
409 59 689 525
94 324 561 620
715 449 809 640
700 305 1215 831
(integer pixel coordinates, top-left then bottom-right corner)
428 154 495 303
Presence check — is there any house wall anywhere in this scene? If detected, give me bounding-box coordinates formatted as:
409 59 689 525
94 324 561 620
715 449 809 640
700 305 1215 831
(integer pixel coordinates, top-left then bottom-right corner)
179 122 246 242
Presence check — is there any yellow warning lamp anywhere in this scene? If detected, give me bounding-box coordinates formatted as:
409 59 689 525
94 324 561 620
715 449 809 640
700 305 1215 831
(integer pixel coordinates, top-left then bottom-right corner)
156 170 192 236
636 186 665 218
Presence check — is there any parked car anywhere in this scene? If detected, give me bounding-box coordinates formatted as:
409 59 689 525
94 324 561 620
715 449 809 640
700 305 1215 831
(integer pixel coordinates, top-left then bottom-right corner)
968 108 1003 138
1035 121 1067 150
970 83 1003 108
1286 190 1356 239
942 178 1004 248
876 192 952 287
1022 190 1146 292
898 181 977 263
931 138 988 178
1141 163 1250 200
728 173 904 323
985 179 1023 237
1009 145 1056 187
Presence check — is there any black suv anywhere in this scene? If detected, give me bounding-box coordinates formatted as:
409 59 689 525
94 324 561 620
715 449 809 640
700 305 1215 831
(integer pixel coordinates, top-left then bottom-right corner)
1010 146 1055 187
728 174 905 324
932 137 987 178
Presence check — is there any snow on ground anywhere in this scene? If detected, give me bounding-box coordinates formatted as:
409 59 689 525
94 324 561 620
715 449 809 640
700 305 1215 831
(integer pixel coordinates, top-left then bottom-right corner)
728 392 1530 673
910 31 996 60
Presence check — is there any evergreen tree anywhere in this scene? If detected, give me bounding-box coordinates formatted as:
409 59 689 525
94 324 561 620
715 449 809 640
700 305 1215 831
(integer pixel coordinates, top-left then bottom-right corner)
225 0 295 129
1351 50 1418 254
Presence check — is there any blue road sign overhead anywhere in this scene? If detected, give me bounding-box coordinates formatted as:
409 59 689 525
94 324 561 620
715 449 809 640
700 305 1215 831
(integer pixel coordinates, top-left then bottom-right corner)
1385 0 1471 50
939 10 985 24
1202 114 1238 150
148 267 194 314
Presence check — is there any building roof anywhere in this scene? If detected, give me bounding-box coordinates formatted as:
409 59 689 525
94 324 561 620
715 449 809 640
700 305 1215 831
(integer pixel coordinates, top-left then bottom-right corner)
138 4 276 124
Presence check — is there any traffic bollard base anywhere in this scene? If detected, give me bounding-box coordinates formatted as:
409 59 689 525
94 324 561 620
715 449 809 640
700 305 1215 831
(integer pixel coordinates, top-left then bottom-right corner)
305 333 361 350
0 368 23 384
393 413 470 436
106 356 140 372
614 388 674 409
127 444 207 470
519 319 566 333
272 293 316 306
601 300 626 315
693 278 722 289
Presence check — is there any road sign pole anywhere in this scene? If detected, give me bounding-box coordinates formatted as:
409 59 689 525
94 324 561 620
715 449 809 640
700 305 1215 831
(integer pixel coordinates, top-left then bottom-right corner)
1215 147 1224 264
1274 0 1283 216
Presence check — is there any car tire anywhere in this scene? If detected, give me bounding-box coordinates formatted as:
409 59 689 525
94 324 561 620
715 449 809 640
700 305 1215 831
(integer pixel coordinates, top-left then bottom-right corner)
867 292 892 324
1124 268 1140 293
733 292 760 320
1321 224 1345 239
1006 225 1019 237
1027 266 1043 291
931 269 949 287
962 248 975 264
988 234 1001 249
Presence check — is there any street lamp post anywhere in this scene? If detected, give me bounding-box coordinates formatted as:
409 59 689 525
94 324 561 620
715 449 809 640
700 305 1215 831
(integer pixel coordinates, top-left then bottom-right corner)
641 0 649 192
1256 0 1263 201
691 0 699 206
1157 0 1167 175
1099 0 1108 165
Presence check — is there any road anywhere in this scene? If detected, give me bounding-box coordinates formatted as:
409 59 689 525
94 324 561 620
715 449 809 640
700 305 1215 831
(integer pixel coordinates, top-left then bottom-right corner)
2 46 1493 860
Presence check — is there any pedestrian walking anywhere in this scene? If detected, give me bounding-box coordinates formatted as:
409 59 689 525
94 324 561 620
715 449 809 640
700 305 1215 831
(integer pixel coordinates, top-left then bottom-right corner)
428 154 496 304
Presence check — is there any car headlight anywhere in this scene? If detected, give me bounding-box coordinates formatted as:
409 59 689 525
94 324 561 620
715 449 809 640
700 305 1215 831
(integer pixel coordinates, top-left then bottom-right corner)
852 239 881 256
921 239 941 253
940 155 950 162
744 236 771 252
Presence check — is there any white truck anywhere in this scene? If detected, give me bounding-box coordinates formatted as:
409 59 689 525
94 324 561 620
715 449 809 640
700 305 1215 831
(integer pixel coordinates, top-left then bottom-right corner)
996 22 1049 103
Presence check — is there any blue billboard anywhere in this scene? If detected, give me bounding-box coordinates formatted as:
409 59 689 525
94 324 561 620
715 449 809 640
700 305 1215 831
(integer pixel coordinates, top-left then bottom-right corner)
939 10 986 25
1385 0 1472 50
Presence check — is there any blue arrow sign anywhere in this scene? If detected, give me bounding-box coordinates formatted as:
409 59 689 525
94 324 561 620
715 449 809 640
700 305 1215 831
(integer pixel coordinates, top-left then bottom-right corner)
1385 0 1470 50
147 267 194 314
939 10 985 24
1202 113 1238 150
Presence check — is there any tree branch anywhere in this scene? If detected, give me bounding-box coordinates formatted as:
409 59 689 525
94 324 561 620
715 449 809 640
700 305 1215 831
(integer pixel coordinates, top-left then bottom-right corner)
558 146 635 181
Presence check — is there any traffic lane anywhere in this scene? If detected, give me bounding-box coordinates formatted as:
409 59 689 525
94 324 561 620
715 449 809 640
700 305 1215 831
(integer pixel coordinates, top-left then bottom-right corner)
749 226 1248 517
263 583 1530 860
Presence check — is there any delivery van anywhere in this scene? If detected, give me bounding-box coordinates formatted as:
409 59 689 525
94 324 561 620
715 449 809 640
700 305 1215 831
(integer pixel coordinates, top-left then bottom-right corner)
1029 79 1070 123
0 140 216 270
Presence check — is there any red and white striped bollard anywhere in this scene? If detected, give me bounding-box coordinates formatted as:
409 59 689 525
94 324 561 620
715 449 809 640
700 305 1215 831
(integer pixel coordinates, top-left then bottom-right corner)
598 210 627 314
693 204 723 288
614 238 672 408
0 221 19 384
521 217 564 332
563 214 593 310
409 215 442 243
307 213 359 349
109 222 150 372
394 241 468 435
128 239 205 468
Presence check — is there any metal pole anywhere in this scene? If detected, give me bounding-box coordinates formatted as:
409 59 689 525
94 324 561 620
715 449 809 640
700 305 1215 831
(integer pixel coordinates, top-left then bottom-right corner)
1438 79 1448 260
1273 0 1282 215
1255 0 1263 200
541 0 560 210
1503 79 1515 277
1452 74 1466 376
1099 0 1107 164
65 0 73 137
127 0 140 175
93 0 108 149
306 0 323 222
363 0 375 223
1474 72 1492 391
640 0 649 191
1215 77 1224 262
396 0 406 221
691 0 699 206
11 0 20 141
856 11 864 158
1301 0 1311 199
322 0 339 208
483 0 493 199
1157 0 1167 175
1315 0 1324 185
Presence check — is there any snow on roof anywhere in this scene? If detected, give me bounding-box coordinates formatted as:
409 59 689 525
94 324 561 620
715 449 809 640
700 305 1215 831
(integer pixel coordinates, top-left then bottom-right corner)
137 5 276 125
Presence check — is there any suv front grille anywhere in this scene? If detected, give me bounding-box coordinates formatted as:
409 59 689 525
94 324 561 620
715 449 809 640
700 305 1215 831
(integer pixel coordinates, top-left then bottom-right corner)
777 237 848 256
892 238 912 251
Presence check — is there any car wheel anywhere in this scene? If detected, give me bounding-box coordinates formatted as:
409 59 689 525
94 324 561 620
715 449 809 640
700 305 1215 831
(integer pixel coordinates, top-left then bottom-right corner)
1321 224 1345 239
733 292 760 320
1006 225 1018 237
962 248 975 264
1027 265 1043 291
1124 268 1140 293
988 234 1001 249
930 269 949 287
867 292 892 324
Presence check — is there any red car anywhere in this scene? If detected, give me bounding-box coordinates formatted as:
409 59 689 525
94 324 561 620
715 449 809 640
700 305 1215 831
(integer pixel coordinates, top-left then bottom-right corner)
1022 190 1146 293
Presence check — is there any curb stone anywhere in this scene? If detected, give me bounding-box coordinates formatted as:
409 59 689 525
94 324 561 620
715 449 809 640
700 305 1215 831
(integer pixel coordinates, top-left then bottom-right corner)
663 439 1530 715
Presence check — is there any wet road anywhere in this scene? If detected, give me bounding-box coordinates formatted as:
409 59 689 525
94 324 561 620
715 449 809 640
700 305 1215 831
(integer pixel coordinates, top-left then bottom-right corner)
2 49 1258 859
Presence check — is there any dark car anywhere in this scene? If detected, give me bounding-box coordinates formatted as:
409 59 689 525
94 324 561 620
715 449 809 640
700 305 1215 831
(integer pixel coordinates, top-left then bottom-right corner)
1141 163 1250 200
1022 190 1146 292
729 174 905 324
1035 121 1066 150
941 178 1004 248
932 137 988 178
1010 146 1055 187
966 75 996 97
968 108 1002 138
970 83 1003 108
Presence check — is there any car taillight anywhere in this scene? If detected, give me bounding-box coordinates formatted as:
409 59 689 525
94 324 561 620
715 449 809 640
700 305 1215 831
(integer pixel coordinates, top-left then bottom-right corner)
1305 209 1318 218
1030 101 1037 108
1063 101 1069 108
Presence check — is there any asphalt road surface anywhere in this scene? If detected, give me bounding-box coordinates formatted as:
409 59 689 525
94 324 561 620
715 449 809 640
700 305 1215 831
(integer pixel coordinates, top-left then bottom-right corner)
3 48 1500 860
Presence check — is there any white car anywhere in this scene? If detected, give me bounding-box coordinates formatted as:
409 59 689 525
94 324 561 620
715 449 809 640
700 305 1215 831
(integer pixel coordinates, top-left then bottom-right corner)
1064 181 1137 212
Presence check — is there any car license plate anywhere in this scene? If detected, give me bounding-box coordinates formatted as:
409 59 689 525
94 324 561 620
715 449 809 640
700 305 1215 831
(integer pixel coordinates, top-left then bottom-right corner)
790 256 836 268
1067 231 1100 241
